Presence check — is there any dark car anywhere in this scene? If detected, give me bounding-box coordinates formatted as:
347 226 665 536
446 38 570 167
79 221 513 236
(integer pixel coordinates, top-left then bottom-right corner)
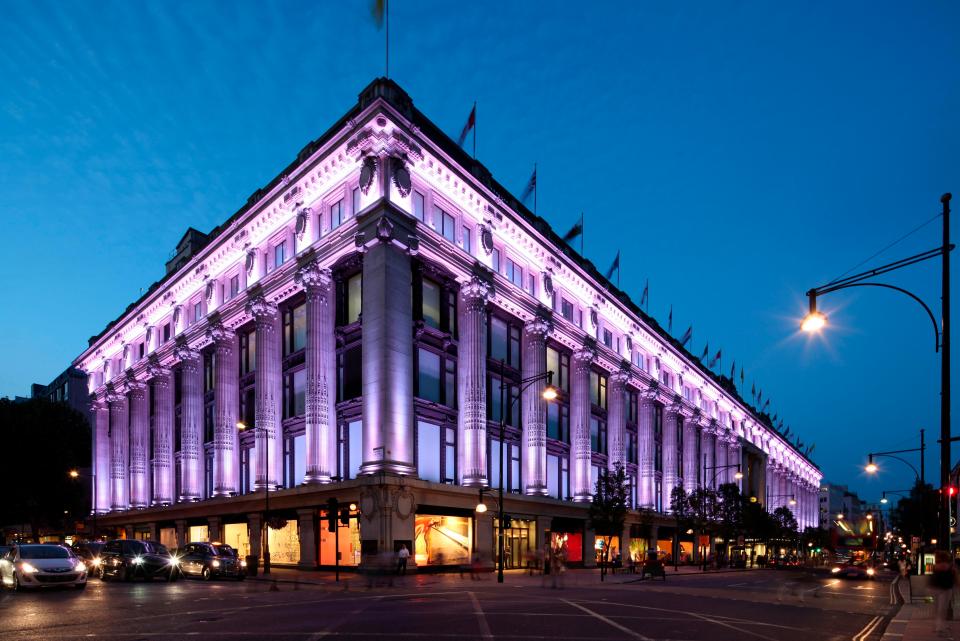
831 561 876 580
72 542 105 578
178 542 246 580
101 540 179 582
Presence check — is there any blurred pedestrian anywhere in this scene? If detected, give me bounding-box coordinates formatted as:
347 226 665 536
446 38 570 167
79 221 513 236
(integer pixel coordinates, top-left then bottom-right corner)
931 550 957 634
396 544 409 576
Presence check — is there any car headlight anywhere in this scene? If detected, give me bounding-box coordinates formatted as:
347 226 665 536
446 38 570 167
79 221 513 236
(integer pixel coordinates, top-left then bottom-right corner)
867 568 875 576
831 567 841 573
168 557 180 567
133 556 144 565
240 559 247 568
75 561 87 573
20 562 38 574
92 558 102 566
211 560 220 568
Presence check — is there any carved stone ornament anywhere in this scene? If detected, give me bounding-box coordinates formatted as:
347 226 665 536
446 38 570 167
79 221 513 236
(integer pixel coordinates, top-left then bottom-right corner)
626 335 633 353
206 322 232 345
460 276 491 303
590 307 599 329
480 224 494 255
172 306 182 326
295 207 310 240
376 215 394 242
295 260 332 292
391 157 411 197
393 486 416 520
146 356 169 381
542 271 554 297
245 295 277 320
204 280 215 302
245 249 256 275
173 339 199 363
359 156 377 194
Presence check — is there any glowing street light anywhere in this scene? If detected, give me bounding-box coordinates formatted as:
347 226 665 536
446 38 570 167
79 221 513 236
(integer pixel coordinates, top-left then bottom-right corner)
865 461 878 474
542 385 558 401
800 310 827 333
69 469 80 479
734 470 744 480
475 502 488 514
880 497 888 504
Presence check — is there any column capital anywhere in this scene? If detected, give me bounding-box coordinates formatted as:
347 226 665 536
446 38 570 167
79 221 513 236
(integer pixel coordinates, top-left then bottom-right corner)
146 356 170 383
127 379 147 400
295 260 333 293
105 382 127 403
573 342 596 365
639 384 660 403
173 339 200 364
245 294 278 321
206 321 234 346
461 275 492 303
524 313 552 338
610 366 631 388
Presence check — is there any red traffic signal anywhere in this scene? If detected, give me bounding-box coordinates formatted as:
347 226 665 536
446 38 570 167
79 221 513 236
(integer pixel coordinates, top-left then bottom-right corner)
948 486 958 497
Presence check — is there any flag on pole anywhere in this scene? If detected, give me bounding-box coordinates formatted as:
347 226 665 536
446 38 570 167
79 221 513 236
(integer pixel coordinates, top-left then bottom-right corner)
762 398 770 411
520 166 537 204
740 367 745 388
668 305 673 333
751 382 756 399
729 360 736 381
772 413 778 423
371 0 385 27
604 250 620 280
562 215 584 244
679 325 693 347
639 279 648 309
757 389 763 405
700 343 709 360
708 349 722 369
456 103 476 148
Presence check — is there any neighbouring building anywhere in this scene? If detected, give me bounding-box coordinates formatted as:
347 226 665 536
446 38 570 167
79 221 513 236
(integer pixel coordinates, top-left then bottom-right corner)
74 79 822 569
31 366 94 425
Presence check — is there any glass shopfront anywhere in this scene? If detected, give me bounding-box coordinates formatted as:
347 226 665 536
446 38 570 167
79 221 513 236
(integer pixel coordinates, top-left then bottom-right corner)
492 518 536 569
319 517 361 566
224 522 250 558
550 531 582 564
267 519 299 565
160 527 176 549
594 535 620 564
188 525 209 543
414 514 472 566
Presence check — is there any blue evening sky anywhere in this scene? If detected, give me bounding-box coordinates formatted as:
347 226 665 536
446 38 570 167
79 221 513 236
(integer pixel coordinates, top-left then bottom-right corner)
2 1 958 501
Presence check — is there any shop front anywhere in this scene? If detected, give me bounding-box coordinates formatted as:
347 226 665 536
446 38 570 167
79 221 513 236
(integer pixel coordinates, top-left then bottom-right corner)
549 518 584 565
319 515 361 567
266 516 300 565
492 517 536 569
223 522 250 558
414 512 472 567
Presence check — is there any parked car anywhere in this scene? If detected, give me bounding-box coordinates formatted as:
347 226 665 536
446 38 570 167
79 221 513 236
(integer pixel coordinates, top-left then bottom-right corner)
72 542 105 578
831 561 876 580
178 542 246 580
100 540 179 582
0 544 88 590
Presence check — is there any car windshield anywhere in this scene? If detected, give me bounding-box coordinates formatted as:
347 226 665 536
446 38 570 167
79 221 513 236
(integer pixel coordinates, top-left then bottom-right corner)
20 545 71 559
142 543 169 556
214 545 237 557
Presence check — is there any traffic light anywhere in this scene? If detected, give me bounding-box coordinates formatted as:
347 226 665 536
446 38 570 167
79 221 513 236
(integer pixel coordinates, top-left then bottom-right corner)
502 514 512 529
948 486 958 497
339 506 350 526
326 497 339 532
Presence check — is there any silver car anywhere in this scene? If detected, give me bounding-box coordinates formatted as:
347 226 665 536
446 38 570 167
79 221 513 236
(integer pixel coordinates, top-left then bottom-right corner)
0 544 88 590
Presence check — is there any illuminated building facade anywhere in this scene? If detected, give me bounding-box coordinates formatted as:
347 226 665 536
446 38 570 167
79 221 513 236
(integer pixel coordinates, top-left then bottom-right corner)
76 79 821 567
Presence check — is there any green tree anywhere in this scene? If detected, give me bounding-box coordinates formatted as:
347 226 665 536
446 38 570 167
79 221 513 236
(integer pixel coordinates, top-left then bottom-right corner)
0 398 91 542
889 481 938 544
715 483 744 564
669 486 691 569
589 462 629 581
688 487 719 569
772 506 799 552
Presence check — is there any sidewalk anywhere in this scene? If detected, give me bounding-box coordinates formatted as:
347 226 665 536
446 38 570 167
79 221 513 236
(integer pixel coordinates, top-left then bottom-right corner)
883 576 960 641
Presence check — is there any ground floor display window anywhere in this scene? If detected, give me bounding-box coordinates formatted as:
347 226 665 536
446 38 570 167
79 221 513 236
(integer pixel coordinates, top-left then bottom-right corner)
224 522 250 558
188 525 208 543
160 527 176 549
628 537 648 563
267 519 299 564
594 535 620 564
319 517 360 566
659 538 692 563
492 518 536 569
550 531 582 564
414 514 471 566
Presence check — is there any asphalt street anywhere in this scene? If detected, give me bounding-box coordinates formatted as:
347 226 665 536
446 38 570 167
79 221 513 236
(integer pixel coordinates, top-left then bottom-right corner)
0 569 897 641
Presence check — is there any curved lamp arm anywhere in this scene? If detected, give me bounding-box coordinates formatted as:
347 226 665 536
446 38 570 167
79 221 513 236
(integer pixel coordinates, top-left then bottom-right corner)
871 452 922 482
833 282 940 352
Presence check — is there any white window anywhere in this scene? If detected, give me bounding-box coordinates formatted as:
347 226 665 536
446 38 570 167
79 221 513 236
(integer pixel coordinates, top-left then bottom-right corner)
525 273 536 297
274 242 286 269
230 274 240 299
602 328 613 349
461 225 472 254
330 199 344 230
505 257 523 287
193 302 203 323
412 191 425 221
436 207 456 243
352 187 361 216
561 298 575 322
492 247 501 273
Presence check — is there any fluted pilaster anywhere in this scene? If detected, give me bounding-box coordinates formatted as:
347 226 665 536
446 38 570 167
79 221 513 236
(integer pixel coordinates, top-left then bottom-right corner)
108 384 129 511
458 277 491 486
637 388 658 509
570 344 595 502
297 262 337 484
607 367 630 473
93 396 111 514
208 322 239 496
175 340 203 501
246 296 282 489
682 414 699 494
522 314 551 495
703 427 717 489
147 359 174 505
662 403 680 510
128 381 149 508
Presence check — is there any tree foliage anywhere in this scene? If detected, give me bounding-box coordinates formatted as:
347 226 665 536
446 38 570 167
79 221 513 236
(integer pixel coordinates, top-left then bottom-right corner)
589 462 629 580
0 398 91 540
889 480 938 542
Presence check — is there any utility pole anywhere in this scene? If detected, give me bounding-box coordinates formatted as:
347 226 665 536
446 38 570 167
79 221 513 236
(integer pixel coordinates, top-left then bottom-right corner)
941 193 952 550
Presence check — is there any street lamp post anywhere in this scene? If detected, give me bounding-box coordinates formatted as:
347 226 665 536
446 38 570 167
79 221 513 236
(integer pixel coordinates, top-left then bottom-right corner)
696 456 743 570
864 428 925 486
801 193 952 549
69 469 96 541
478 361 556 584
238 420 270 575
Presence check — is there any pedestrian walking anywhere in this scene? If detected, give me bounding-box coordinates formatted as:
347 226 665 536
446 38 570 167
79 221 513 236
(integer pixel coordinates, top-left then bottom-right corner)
396 544 410 576
931 550 957 634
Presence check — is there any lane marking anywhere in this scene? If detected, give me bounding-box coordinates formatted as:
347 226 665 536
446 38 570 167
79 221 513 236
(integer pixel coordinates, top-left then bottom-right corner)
853 615 881 641
561 599 654 641
468 592 494 640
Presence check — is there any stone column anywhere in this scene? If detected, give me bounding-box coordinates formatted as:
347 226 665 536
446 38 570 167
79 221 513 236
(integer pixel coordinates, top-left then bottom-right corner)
637 388 657 509
296 261 337 484
358 212 417 476
457 277 491 486
175 341 203 501
682 415 699 494
174 519 187 548
246 296 282 489
703 427 717 489
297 509 317 568
128 381 149 508
607 366 630 474
93 395 111 514
108 384 129 511
209 323 239 496
662 403 680 511
522 314 551 495
729 439 742 490
247 513 263 561
147 359 174 506
570 344 596 502
207 517 222 544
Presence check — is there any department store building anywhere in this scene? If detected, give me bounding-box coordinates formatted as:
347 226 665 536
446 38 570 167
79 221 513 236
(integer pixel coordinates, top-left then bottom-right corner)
75 79 821 569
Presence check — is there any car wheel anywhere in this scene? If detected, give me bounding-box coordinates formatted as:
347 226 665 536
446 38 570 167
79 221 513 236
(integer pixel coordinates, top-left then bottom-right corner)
237 574 245 581
167 568 179 582
117 565 128 582
75 582 87 590
201 567 212 581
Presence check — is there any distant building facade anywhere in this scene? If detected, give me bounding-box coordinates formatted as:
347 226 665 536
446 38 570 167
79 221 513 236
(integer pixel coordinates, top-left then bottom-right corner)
31 366 93 424
74 79 822 568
